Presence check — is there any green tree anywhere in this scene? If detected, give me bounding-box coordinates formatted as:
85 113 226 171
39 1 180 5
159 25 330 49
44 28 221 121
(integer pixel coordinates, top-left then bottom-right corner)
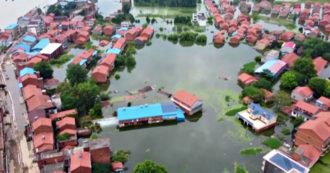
323 83 330 98
280 71 298 90
76 81 100 115
66 64 88 85
242 86 264 103
89 101 103 119
112 150 131 163
92 163 110 173
134 160 168 173
34 61 53 79
195 34 207 45
293 58 316 79
274 91 292 111
308 77 327 97
240 62 257 74
253 78 273 90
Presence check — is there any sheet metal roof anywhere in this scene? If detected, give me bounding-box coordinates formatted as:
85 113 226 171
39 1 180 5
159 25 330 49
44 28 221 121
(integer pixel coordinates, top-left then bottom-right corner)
5 23 18 30
105 48 121 55
32 38 50 51
19 67 35 77
40 43 62 55
117 102 184 121
23 35 37 43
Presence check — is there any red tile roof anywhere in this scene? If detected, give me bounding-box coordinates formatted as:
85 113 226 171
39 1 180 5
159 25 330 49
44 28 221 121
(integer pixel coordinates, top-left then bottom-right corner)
22 84 43 101
172 90 200 107
293 86 313 98
50 109 77 121
113 38 126 50
12 52 29 63
33 132 54 153
281 53 299 67
26 94 54 112
298 112 330 141
313 57 328 75
112 162 124 171
317 96 330 108
70 151 91 173
56 117 76 129
294 101 320 115
238 73 258 85
32 117 52 132
20 74 39 85
100 54 116 69
297 144 321 167
141 26 154 39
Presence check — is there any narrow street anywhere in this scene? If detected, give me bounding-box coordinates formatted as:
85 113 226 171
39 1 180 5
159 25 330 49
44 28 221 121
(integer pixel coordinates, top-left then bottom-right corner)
0 54 39 173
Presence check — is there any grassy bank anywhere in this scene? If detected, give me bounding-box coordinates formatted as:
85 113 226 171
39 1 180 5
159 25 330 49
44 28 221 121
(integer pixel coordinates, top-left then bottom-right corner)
50 54 74 67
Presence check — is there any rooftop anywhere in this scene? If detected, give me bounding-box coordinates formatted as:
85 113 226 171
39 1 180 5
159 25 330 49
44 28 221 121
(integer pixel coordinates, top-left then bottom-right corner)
172 90 200 107
117 102 185 122
32 38 50 51
263 150 309 173
40 43 62 55
5 23 18 30
19 67 36 77
70 151 91 172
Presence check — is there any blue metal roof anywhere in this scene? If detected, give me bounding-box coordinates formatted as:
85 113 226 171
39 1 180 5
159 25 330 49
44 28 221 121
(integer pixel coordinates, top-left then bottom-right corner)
19 67 35 77
5 23 18 30
269 153 307 173
105 48 121 55
23 35 37 43
79 59 87 66
117 102 185 122
32 38 50 51
248 103 275 120
112 34 122 39
15 43 31 52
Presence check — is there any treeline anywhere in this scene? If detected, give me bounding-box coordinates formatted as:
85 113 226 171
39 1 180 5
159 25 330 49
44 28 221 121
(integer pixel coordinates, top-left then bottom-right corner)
134 0 197 7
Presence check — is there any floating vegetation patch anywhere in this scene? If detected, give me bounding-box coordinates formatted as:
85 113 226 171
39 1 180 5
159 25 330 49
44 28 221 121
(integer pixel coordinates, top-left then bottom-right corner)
234 163 249 173
262 137 282 149
240 147 263 156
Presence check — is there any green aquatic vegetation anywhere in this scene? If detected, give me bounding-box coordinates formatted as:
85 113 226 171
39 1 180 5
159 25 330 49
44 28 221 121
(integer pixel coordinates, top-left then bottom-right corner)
240 147 263 156
263 137 282 149
234 163 249 173
50 54 74 67
225 106 247 116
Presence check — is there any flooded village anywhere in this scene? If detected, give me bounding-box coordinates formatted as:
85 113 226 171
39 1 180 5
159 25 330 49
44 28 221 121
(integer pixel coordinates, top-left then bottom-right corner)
0 0 330 173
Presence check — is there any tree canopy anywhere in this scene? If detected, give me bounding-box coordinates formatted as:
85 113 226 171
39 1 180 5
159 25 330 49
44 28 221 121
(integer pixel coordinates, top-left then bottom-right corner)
253 78 273 91
308 77 327 97
280 71 299 90
240 62 257 74
34 61 53 79
292 58 316 80
242 86 264 103
66 64 88 85
134 160 168 173
297 37 330 61
274 91 292 111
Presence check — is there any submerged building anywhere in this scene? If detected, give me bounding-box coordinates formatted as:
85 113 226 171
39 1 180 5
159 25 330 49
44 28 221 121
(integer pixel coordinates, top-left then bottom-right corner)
117 102 185 128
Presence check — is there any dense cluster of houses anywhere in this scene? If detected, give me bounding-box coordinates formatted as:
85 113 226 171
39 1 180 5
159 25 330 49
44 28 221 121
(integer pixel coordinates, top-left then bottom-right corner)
0 1 137 172
205 0 330 49
117 90 203 128
91 25 154 83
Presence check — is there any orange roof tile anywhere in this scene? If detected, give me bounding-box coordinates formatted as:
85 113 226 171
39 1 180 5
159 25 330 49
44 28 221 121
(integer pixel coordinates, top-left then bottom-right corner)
70 151 91 172
313 57 328 75
56 117 76 129
26 94 54 112
32 117 52 132
295 101 320 115
293 86 313 98
317 96 330 108
298 112 330 141
22 84 43 100
297 144 321 167
33 132 54 153
172 90 200 107
238 73 258 85
281 53 299 67
50 109 77 121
